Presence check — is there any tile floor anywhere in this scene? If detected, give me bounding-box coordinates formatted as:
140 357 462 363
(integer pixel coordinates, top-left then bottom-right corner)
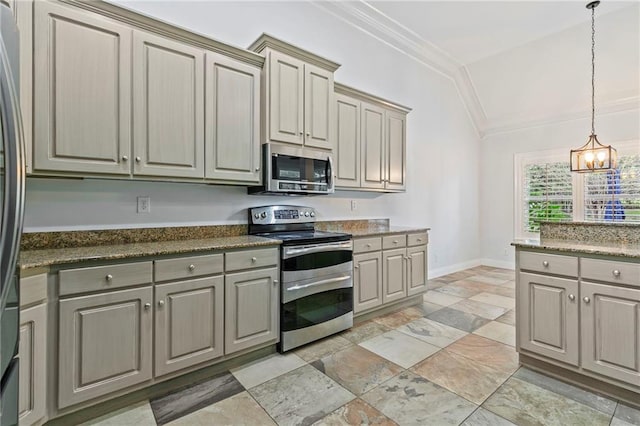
83 266 640 426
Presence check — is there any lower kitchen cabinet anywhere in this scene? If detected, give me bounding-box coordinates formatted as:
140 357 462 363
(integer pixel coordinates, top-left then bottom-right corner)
406 245 427 296
154 277 224 377
19 303 47 426
58 287 153 408
353 251 383 313
225 268 279 354
580 281 640 386
518 272 579 366
382 248 407 304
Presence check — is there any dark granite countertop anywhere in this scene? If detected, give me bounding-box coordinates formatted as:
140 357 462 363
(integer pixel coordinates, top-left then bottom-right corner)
19 236 281 270
512 239 640 259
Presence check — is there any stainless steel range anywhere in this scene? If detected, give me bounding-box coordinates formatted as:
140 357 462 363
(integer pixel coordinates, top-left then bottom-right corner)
248 205 353 352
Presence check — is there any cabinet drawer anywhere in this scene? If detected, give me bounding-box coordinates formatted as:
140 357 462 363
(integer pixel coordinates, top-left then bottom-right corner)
407 232 428 247
225 248 278 272
519 251 577 277
581 258 640 287
155 254 223 282
382 234 407 250
59 262 153 296
354 237 382 253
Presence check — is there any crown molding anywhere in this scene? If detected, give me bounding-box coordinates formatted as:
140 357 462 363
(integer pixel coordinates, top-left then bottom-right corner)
248 33 341 72
335 82 412 113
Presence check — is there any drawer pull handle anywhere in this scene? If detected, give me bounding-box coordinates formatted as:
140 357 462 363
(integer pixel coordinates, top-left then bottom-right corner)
144 303 151 310
568 294 575 301
612 269 621 277
417 238 422 242
105 274 113 282
251 257 257 263
393 240 399 244
354 265 359 269
583 297 591 304
366 244 372 248
188 264 195 271
542 261 549 268
158 300 165 307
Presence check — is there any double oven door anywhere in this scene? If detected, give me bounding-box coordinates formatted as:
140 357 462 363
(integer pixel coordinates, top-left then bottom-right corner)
280 239 353 352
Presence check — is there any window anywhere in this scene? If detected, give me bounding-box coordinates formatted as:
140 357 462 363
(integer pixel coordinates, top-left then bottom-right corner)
515 141 640 239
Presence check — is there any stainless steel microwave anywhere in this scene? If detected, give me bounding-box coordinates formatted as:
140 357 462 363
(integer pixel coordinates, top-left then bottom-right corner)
248 144 334 195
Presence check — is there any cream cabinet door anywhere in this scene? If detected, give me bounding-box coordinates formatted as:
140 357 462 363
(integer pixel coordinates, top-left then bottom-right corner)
518 272 579 366
361 102 386 190
58 287 153 408
354 251 382 314
581 282 640 386
385 111 406 191
304 63 333 150
383 248 406 304
225 268 279 355
18 304 46 426
133 31 204 178
155 276 224 377
268 51 304 145
33 1 132 175
205 52 261 183
334 94 360 188
406 245 427 296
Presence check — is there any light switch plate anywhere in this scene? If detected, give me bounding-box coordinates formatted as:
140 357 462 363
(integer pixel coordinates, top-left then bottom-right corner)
137 196 150 214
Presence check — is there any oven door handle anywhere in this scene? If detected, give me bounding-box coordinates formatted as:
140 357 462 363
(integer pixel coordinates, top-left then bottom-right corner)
286 275 351 292
283 241 353 259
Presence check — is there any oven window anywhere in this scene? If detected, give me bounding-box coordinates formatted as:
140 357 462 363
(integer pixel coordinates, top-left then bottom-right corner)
272 155 329 183
281 287 352 332
283 250 352 271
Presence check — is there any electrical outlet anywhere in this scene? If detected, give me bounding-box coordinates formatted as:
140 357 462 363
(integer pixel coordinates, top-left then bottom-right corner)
351 200 357 211
137 196 150 214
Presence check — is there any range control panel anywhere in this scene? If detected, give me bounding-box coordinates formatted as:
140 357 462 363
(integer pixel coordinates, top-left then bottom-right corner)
249 205 316 225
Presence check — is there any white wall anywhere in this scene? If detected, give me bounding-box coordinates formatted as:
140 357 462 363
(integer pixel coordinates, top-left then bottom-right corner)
24 1 481 276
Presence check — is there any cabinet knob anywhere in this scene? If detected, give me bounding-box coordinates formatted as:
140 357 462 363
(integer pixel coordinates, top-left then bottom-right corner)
393 240 398 244
121 155 128 162
612 269 621 277
542 261 549 267
568 294 575 301
135 156 141 163
158 300 165 307
583 297 591 304
354 265 360 269
105 274 113 282
306 132 310 137
366 244 372 248
144 303 151 310
188 264 195 271
255 167 260 172
299 131 304 135
273 279 279 285
251 257 257 263
417 238 422 242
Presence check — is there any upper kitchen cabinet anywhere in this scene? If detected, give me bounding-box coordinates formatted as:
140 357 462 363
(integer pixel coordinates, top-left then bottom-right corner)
334 83 411 192
205 52 261 183
249 34 340 151
133 31 205 179
33 1 132 175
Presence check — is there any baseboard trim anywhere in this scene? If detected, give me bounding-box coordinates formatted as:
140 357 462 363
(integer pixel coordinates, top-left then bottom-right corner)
429 259 482 278
478 258 515 270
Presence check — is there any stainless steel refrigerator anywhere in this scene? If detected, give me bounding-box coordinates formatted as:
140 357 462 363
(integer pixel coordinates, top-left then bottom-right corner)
0 3 26 425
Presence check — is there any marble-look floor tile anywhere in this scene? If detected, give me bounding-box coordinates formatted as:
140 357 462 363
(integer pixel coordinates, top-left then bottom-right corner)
473 321 516 346
411 349 512 404
358 329 441 368
340 320 390 344
469 293 515 310
615 403 640 425
426 307 491 332
81 401 156 426
446 334 519 374
467 275 511 285
611 418 637 426
230 352 306 389
150 372 244 425
436 270 476 283
312 398 398 426
167 391 275 426
484 270 515 281
483 377 611 426
434 283 482 298
448 279 497 294
414 301 443 316
294 334 353 362
371 306 425 328
513 368 616 416
250 364 355 426
362 371 477 425
427 279 447 290
461 407 516 426
496 310 516 326
311 345 403 395
396 317 467 348
423 291 464 307
482 285 516 298
450 299 508 320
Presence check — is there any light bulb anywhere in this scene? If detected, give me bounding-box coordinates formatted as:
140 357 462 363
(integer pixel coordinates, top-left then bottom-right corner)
585 152 595 163
597 151 606 161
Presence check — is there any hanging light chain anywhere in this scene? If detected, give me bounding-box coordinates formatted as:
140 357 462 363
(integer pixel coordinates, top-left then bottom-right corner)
591 4 596 135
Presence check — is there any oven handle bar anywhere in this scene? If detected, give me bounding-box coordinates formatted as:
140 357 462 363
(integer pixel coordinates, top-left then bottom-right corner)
283 241 353 259
285 275 351 292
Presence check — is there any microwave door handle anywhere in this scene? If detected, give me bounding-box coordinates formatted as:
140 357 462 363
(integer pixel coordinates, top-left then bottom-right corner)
327 156 334 192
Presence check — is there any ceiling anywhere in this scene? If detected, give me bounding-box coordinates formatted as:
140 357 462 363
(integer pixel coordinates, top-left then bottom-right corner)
368 1 635 65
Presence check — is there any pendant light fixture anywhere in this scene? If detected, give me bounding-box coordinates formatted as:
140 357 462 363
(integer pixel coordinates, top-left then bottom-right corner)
570 1 617 173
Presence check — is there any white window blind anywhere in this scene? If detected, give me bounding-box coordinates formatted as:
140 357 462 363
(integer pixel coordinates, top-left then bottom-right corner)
584 154 640 223
522 161 573 234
